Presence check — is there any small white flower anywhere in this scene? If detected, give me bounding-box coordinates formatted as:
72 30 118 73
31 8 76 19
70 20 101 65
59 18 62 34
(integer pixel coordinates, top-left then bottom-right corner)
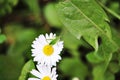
28 64 58 80
31 33 63 66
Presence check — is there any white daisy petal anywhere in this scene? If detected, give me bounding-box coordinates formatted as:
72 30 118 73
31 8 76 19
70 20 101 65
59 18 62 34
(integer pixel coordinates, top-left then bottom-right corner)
45 33 49 39
30 69 42 78
28 78 40 80
33 55 41 61
50 33 53 38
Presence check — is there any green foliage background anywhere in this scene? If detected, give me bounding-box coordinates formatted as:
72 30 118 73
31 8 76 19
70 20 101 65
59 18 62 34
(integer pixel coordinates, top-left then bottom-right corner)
0 0 120 80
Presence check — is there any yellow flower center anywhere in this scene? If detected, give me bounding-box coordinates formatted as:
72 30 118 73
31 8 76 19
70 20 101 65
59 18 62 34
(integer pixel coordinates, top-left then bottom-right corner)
43 45 54 56
42 76 51 80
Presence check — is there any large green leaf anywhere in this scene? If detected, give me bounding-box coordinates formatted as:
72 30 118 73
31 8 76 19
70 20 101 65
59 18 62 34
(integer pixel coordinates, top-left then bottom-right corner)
56 0 108 51
55 0 118 59
18 60 35 80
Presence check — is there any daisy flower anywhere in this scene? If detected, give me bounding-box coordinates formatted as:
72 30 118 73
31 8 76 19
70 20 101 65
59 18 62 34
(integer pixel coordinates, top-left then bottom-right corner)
31 33 63 66
28 64 58 80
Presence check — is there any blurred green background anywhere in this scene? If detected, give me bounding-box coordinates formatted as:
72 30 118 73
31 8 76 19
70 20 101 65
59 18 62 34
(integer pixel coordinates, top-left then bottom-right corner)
0 0 120 80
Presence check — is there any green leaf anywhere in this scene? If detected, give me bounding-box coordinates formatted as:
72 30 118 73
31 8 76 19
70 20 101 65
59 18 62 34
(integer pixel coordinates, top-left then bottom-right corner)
44 3 62 27
59 58 88 80
55 0 110 51
55 0 118 59
0 34 6 43
18 60 35 80
49 36 60 45
92 53 112 80
92 64 105 80
86 52 103 63
62 30 88 57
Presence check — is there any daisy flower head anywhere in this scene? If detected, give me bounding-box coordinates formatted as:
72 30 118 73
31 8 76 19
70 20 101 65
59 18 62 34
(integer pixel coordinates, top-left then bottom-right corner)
31 33 63 66
28 64 58 80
